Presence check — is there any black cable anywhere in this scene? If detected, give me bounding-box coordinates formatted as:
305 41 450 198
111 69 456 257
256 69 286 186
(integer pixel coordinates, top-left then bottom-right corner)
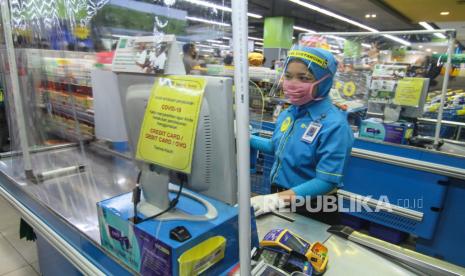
136 170 142 184
136 173 187 224
132 170 143 223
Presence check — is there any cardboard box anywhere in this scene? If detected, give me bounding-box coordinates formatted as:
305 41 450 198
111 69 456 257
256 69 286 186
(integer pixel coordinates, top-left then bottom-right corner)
359 119 413 144
98 191 257 275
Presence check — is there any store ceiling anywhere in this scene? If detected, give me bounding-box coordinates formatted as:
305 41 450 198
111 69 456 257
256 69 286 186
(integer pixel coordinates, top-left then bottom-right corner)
384 0 465 22
297 0 416 30
177 0 464 48
247 0 417 33
382 0 465 46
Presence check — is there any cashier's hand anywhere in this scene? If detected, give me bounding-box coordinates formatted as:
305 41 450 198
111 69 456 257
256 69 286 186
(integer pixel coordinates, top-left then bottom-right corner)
251 193 288 217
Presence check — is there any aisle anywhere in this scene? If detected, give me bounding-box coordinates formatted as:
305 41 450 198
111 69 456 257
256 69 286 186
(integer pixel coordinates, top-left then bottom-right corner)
0 196 40 276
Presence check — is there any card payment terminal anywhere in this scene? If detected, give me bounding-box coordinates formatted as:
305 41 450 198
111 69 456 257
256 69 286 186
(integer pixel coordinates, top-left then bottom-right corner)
259 229 328 274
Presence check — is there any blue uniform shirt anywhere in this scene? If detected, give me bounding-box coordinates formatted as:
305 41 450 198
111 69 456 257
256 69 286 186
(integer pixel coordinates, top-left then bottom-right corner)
270 98 354 189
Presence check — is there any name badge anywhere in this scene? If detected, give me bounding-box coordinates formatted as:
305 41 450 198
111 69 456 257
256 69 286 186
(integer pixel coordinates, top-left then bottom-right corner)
301 122 322 144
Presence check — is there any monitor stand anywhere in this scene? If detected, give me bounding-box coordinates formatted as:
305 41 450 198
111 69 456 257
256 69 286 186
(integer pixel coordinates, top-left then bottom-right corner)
138 167 218 221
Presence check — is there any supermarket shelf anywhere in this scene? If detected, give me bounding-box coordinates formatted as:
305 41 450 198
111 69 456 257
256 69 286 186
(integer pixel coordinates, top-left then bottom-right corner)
40 102 94 125
45 120 93 142
42 74 92 88
39 88 94 100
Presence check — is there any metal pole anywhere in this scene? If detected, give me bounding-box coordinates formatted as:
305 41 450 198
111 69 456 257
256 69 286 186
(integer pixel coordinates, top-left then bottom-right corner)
231 0 251 274
434 33 455 147
1 0 34 176
299 29 455 36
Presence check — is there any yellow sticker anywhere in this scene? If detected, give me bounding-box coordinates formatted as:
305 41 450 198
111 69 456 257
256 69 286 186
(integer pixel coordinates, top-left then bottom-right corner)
280 117 292 132
343 81 356 97
288 50 328 68
74 26 90 39
301 123 307 129
136 76 206 173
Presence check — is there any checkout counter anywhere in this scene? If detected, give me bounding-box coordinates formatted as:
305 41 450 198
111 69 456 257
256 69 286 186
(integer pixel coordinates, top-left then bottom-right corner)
0 143 455 275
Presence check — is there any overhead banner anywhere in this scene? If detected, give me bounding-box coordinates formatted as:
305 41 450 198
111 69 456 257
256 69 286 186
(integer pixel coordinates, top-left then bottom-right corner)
136 76 206 173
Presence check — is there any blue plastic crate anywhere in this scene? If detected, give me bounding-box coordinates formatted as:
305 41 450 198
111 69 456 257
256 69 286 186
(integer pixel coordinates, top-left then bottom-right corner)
250 121 276 195
421 110 465 139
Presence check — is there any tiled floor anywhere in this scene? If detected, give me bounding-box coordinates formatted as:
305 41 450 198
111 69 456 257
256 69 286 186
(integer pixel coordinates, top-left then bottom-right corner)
0 196 40 276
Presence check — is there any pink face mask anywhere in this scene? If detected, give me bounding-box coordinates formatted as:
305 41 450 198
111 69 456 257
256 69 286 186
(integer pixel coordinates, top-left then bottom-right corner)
283 74 330 106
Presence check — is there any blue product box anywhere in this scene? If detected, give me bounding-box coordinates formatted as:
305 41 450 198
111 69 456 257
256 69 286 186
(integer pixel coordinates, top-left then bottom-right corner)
359 118 413 144
97 190 258 276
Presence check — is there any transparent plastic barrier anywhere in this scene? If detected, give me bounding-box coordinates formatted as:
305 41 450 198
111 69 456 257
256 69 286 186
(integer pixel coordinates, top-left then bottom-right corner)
0 1 245 275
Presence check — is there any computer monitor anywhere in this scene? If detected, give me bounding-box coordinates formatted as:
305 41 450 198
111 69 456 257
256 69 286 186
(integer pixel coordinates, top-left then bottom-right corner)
116 73 237 221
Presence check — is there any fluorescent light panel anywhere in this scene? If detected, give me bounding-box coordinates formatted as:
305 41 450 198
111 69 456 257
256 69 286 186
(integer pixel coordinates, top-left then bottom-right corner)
290 0 377 32
212 43 230 48
293 26 316 33
289 0 411 46
197 44 213 48
361 43 371 48
248 36 264 41
183 0 262 18
419 22 446 39
293 26 346 42
186 16 230 27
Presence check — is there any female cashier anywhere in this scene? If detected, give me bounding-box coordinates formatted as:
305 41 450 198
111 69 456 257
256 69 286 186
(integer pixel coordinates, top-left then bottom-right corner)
250 45 354 216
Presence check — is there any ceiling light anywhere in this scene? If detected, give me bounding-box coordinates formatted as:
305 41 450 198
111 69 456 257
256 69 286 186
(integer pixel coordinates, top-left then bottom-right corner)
206 39 223 43
289 0 411 46
371 14 376 18
433 51 438 54
186 16 230 27
383 34 410 45
440 11 450 16
365 14 370 18
293 26 346 42
248 36 264 41
197 44 213 48
419 21 434 30
182 0 262 18
418 45 423 48
212 43 230 48
112 34 131 38
290 0 377 32
419 22 446 39
327 35 346 41
293 26 316 33
426 48 431 52
362 43 371 48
